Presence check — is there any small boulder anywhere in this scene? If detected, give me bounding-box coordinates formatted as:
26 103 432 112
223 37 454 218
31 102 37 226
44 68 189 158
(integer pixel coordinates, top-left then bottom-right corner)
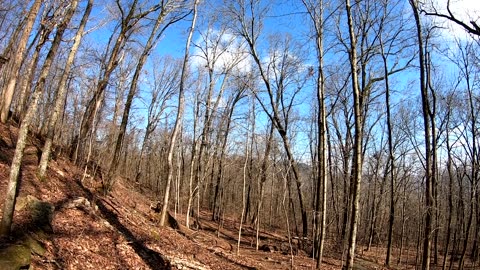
167 212 179 230
21 234 46 256
0 244 31 270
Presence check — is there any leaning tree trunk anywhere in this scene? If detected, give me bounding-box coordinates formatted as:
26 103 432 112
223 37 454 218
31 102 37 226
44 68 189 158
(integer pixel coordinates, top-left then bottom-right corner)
106 4 171 191
15 27 44 120
76 0 142 165
0 0 42 123
0 1 77 236
159 0 199 226
38 0 93 177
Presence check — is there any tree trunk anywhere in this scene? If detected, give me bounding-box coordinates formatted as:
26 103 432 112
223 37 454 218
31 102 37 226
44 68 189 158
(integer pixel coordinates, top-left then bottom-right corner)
212 91 244 221
0 0 42 123
77 0 141 164
237 111 251 255
301 0 328 265
442 107 454 270
398 184 406 265
15 27 44 120
345 0 364 269
186 104 199 229
159 0 198 226
409 1 433 269
106 4 172 190
0 1 77 236
255 123 273 250
38 0 93 177
382 33 396 267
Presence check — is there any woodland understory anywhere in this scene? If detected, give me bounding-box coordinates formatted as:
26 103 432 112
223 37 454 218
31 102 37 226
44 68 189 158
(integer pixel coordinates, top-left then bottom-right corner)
0 0 479 269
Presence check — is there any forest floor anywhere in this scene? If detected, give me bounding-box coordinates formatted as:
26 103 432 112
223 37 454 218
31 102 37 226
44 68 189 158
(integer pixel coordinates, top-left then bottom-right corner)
0 121 475 270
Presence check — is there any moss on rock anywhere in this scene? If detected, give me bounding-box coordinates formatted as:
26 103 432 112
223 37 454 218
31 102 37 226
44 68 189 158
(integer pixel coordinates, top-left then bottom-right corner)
0 244 31 270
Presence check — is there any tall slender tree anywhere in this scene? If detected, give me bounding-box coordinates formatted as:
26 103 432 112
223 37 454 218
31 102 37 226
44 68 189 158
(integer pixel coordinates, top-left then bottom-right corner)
160 0 199 227
344 0 364 268
106 0 187 192
301 0 328 266
409 1 433 269
38 0 94 177
0 0 42 123
0 0 78 236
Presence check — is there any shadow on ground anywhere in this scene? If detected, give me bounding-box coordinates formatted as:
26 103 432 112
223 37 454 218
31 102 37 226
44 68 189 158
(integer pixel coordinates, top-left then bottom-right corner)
76 179 171 270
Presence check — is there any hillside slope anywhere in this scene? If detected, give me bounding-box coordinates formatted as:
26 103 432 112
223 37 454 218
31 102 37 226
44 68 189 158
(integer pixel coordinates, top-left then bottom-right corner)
0 122 333 270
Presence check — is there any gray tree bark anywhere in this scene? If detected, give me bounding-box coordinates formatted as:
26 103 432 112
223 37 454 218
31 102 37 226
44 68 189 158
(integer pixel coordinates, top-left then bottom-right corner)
0 0 42 123
38 0 93 177
159 0 199 227
345 0 364 268
0 0 78 236
107 1 178 190
409 1 433 269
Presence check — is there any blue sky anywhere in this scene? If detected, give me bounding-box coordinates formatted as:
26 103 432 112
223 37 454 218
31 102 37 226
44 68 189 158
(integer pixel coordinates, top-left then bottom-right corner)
75 0 479 160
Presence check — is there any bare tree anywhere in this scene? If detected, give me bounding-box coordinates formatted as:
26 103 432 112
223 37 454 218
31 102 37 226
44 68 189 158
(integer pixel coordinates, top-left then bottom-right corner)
38 0 94 177
237 99 252 254
0 0 78 236
344 0 364 268
254 121 273 250
106 0 187 192
301 0 328 266
409 1 434 269
212 83 247 222
76 0 161 165
159 0 199 227
0 0 42 123
135 56 180 184
188 20 249 226
225 0 310 237
374 0 412 264
15 11 50 120
448 38 479 270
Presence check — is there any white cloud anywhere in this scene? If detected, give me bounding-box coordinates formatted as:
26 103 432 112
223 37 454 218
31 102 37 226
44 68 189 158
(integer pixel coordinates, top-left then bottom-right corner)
191 29 252 74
